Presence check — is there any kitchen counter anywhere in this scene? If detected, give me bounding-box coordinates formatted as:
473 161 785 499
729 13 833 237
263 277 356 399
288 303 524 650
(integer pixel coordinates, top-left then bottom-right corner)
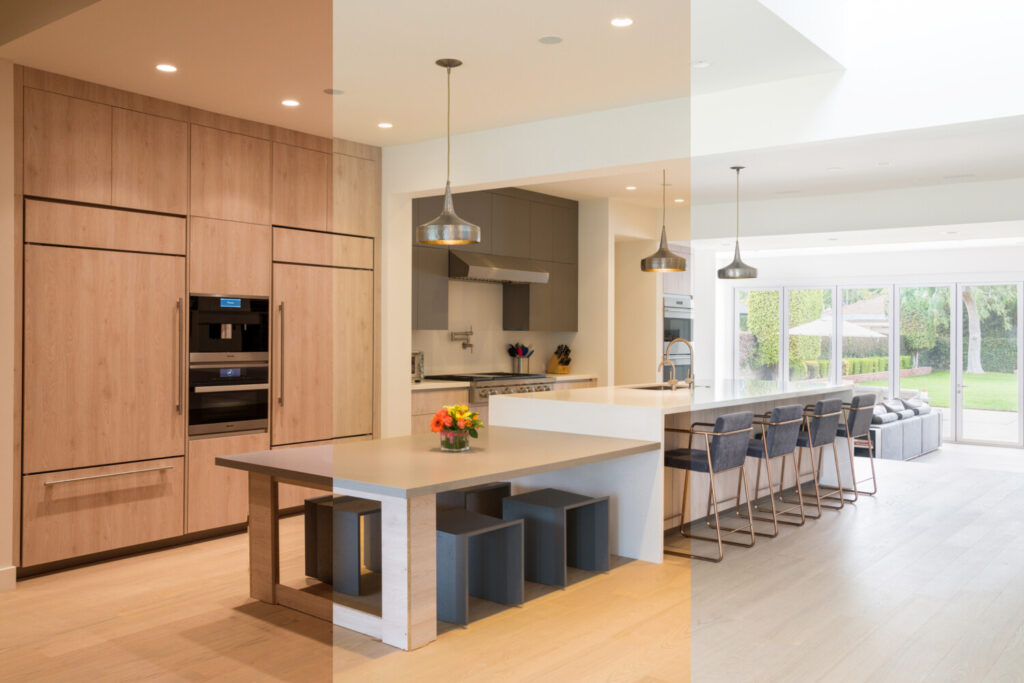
410 379 471 391
508 379 852 416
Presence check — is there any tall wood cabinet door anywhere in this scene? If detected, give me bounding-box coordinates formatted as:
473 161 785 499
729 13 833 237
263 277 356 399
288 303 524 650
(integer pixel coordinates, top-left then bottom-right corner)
190 217 271 296
333 153 380 237
190 124 272 224
23 245 186 473
272 264 373 445
112 108 188 214
273 143 329 231
23 88 112 204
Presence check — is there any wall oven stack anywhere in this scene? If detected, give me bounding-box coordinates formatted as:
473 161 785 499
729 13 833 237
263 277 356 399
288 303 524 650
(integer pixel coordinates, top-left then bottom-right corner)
188 295 270 436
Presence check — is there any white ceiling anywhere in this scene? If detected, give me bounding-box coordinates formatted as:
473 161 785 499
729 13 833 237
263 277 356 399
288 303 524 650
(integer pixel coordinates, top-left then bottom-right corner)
0 0 843 146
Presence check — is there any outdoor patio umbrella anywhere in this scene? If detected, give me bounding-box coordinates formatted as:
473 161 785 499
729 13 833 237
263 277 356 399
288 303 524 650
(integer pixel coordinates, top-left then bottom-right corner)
789 316 885 338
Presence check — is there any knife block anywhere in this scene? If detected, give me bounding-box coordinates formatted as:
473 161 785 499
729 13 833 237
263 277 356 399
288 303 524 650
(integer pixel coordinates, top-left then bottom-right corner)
546 354 570 374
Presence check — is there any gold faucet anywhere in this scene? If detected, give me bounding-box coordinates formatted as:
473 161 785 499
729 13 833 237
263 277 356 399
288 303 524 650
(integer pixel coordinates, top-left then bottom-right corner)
662 337 694 391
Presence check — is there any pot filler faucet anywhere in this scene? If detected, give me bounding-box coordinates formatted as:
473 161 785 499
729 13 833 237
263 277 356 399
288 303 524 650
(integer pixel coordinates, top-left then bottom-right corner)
658 337 694 391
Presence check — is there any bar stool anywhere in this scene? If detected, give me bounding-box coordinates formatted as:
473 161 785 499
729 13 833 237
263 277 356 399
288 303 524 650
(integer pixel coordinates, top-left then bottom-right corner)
738 404 806 535
436 508 524 625
837 393 878 497
664 411 755 563
782 398 845 516
502 488 609 587
304 495 382 596
437 481 511 518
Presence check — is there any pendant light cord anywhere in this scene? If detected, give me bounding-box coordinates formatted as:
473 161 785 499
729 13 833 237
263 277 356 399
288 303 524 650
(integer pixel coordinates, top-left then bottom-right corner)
735 167 740 242
446 66 452 184
662 169 666 228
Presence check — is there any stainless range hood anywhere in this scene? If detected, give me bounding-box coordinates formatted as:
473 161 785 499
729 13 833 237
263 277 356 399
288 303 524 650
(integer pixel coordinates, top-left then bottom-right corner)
448 250 550 285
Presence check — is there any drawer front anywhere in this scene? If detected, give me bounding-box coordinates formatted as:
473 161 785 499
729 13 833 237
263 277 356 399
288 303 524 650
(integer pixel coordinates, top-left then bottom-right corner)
187 432 269 533
22 457 184 566
273 436 369 509
25 199 186 255
411 389 471 416
273 226 372 270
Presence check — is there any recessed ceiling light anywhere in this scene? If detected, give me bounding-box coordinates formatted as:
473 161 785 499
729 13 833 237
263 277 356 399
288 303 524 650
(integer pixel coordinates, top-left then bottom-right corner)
378 122 393 129
281 99 300 107
674 198 685 203
827 238 839 241
945 230 960 234
611 17 633 27
692 60 711 69
625 186 637 191
323 88 344 95
538 35 563 44
155 64 177 73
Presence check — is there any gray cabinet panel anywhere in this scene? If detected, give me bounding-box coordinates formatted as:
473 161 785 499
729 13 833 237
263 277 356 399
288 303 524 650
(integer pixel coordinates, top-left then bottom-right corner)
529 202 556 261
552 204 578 264
412 195 444 248
503 261 577 332
413 246 449 330
451 191 492 253
491 194 531 259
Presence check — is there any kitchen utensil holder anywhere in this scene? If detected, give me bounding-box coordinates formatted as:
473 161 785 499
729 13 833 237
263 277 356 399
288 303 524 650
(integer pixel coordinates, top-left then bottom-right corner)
512 357 528 374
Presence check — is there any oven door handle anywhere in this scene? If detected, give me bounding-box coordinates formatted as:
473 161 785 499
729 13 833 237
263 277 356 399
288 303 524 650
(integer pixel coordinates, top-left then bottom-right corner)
192 383 270 393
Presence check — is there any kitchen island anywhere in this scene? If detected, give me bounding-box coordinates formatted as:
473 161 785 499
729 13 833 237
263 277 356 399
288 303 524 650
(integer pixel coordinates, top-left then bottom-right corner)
490 380 856 532
217 427 659 650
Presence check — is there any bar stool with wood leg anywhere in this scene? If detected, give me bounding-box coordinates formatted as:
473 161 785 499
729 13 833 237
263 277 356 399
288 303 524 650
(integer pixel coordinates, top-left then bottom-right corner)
782 398 845 516
736 404 805 536
836 393 878 497
664 411 755 563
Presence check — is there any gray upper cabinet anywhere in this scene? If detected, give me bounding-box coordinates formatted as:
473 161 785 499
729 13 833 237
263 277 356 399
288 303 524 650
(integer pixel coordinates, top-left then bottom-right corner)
552 204 578 264
528 202 556 261
412 195 444 248
412 246 449 330
491 194 531 259
503 261 578 332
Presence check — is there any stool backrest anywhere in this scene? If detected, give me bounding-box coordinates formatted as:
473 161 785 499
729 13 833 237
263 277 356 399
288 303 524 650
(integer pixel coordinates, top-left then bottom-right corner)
708 411 754 471
761 404 803 458
805 398 843 446
846 393 876 438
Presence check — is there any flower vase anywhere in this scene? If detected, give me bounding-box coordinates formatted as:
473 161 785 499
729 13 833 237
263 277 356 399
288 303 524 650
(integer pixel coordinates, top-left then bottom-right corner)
440 430 470 452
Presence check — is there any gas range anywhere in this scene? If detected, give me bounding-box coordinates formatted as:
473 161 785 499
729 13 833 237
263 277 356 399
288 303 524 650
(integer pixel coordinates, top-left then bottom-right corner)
425 372 554 403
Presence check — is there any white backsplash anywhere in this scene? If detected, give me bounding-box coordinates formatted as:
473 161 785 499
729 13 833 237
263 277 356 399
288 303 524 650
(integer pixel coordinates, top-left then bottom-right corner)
412 279 577 375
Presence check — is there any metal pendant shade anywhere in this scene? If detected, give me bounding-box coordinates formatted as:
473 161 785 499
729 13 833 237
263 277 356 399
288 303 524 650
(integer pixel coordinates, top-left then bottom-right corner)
417 58 481 246
717 166 757 279
640 170 687 272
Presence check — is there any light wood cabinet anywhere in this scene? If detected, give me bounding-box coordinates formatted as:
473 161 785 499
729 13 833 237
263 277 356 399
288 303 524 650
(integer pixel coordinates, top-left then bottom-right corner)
21 456 184 566
273 226 372 270
333 153 380 237
189 217 271 296
23 88 111 204
23 245 186 473
112 108 188 214
411 388 471 434
25 199 185 255
190 124 272 225
187 432 269 533
273 143 330 231
272 263 373 446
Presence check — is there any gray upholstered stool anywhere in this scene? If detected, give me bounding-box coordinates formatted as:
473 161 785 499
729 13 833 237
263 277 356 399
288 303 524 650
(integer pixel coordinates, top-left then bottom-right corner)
502 488 610 587
437 481 511 518
838 393 878 498
741 404 806 534
782 398 844 517
664 411 755 562
436 508 524 625
304 495 382 596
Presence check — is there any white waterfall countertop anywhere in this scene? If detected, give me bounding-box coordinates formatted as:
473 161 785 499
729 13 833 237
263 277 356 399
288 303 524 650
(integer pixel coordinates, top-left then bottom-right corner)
494 379 853 416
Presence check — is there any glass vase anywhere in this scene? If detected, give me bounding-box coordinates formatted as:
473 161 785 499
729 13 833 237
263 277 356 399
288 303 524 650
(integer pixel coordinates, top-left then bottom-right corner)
439 430 470 452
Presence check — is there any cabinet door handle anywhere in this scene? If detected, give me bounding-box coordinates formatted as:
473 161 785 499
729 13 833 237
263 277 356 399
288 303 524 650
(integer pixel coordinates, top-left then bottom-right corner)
176 298 184 414
44 465 175 486
193 383 269 393
277 301 285 405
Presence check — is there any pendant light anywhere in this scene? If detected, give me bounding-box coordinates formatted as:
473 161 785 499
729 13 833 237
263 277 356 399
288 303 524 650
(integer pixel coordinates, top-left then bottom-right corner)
717 165 758 279
416 59 481 246
640 169 687 272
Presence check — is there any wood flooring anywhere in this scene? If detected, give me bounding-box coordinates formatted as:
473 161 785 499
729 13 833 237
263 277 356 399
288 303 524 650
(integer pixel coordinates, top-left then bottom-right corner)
1 452 1023 682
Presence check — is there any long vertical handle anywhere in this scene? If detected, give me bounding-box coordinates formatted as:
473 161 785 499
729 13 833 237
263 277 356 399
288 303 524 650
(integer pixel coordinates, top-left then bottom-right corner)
277 301 285 405
176 298 183 413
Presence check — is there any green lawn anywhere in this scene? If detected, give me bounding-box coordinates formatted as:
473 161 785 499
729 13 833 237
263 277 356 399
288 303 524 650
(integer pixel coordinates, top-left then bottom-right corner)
860 370 1018 411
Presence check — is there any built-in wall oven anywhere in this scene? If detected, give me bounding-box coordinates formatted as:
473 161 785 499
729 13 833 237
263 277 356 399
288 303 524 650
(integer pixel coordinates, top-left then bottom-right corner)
663 295 693 382
188 295 270 436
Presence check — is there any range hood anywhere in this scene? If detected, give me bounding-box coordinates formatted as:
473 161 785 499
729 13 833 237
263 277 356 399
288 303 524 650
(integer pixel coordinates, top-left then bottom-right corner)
448 250 550 285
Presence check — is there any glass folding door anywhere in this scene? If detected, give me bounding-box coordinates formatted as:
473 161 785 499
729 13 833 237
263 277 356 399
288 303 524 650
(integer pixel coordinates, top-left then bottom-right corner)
840 287 892 397
735 289 781 387
786 287 834 386
897 286 953 439
955 283 1022 446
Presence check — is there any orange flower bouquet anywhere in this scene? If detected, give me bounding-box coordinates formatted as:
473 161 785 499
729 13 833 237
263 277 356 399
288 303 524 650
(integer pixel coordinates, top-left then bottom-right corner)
430 404 483 452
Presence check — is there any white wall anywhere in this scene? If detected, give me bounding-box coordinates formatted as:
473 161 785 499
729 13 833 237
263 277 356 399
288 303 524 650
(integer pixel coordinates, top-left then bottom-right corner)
615 241 664 386
574 198 614 385
1 59 15 590
411 280 575 376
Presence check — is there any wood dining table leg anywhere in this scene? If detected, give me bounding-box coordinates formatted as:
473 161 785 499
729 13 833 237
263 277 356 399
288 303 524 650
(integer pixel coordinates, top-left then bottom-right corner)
248 472 280 604
380 492 437 650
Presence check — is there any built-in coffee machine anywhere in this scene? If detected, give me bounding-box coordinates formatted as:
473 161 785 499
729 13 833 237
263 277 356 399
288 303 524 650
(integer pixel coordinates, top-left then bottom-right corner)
188 295 270 436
